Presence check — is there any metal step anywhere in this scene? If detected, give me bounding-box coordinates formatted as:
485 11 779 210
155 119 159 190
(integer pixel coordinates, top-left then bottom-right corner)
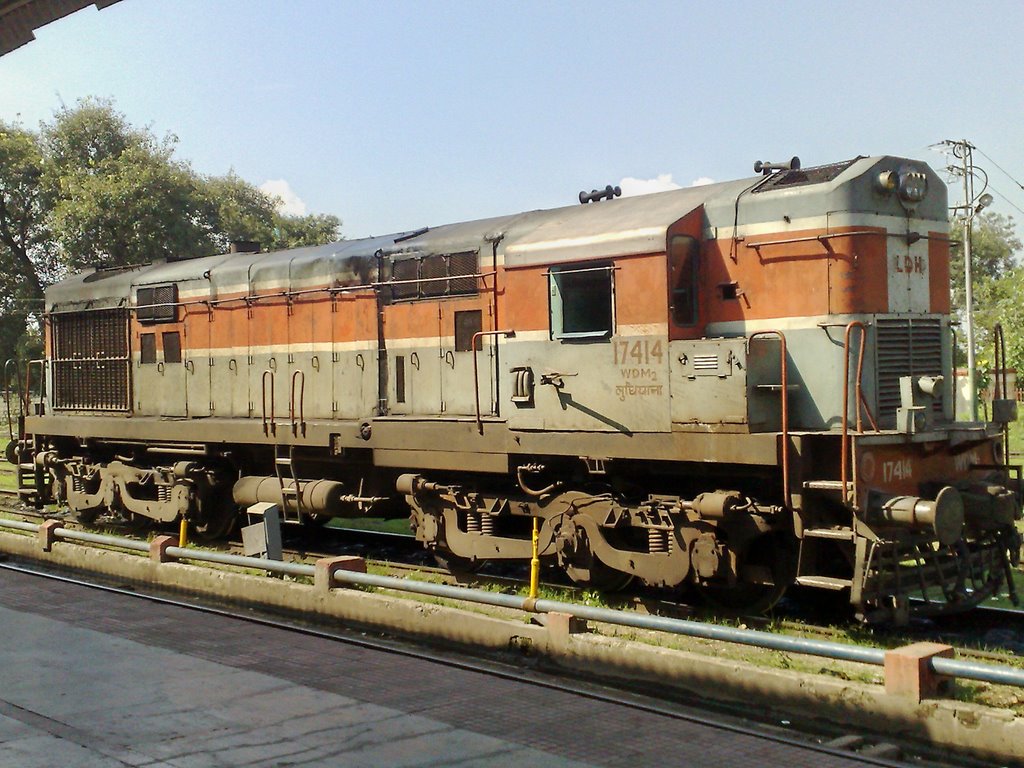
795 575 853 590
803 528 855 540
802 480 849 491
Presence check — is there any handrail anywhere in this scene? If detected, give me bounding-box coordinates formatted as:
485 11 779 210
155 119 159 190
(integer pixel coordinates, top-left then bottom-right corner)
261 369 276 436
994 323 1009 462
3 359 22 442
4 516 1024 690
25 359 45 417
840 322 879 504
472 329 516 434
747 331 790 508
290 369 306 438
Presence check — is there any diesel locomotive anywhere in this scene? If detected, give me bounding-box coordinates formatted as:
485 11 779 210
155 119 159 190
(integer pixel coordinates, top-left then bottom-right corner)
8 155 1022 621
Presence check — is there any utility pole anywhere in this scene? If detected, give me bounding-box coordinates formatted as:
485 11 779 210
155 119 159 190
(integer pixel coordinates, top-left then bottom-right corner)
944 138 991 422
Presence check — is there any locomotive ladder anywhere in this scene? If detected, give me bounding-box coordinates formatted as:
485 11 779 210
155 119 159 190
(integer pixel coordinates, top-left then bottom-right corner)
793 321 883 592
273 444 305 524
4 359 42 508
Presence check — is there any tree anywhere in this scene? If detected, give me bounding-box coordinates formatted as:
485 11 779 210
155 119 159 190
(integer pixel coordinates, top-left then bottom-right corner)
0 98 342 363
948 210 1023 377
0 123 50 312
270 212 342 251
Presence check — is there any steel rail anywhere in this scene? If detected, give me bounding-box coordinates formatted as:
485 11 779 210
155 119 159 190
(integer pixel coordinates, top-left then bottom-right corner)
3 517 1023 689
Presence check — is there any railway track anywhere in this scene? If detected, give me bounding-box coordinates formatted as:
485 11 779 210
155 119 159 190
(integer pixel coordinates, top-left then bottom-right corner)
2 495 1023 664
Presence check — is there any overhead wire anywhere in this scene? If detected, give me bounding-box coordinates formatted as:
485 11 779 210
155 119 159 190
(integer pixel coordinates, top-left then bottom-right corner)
974 147 1024 192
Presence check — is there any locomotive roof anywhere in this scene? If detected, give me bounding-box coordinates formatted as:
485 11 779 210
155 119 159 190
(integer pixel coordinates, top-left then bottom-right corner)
46 155 946 312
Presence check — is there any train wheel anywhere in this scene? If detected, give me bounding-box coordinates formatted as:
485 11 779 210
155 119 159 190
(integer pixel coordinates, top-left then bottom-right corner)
565 558 634 592
70 506 101 525
301 512 331 527
433 550 485 574
697 533 796 614
191 492 238 541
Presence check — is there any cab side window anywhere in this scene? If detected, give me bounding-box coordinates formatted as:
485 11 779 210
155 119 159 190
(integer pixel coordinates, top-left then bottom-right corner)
549 263 614 341
669 236 699 327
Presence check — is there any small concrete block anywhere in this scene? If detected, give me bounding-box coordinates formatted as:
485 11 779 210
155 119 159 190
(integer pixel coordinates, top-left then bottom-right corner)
823 734 864 751
315 556 367 592
545 611 588 643
149 535 179 563
884 641 954 701
860 743 902 760
38 519 62 552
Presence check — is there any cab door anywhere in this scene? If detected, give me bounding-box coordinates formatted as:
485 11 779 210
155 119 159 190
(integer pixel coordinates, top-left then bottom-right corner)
184 302 212 418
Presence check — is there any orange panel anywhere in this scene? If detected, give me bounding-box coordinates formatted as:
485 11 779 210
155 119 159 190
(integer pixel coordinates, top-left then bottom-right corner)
928 231 951 313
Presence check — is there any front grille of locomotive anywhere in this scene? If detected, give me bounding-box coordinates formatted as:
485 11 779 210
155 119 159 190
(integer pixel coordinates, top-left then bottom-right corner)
875 317 943 428
51 308 131 411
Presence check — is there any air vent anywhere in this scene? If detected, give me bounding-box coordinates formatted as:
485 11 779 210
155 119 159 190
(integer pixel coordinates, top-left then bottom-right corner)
51 308 131 411
753 159 859 192
875 317 943 427
693 354 719 371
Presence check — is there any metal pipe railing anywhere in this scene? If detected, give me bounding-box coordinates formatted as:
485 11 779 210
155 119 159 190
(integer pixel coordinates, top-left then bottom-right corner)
472 329 515 434
747 331 790 507
2 517 1024 689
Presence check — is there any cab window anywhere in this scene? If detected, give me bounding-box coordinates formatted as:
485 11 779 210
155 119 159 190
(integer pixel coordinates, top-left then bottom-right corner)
549 263 614 340
669 236 699 326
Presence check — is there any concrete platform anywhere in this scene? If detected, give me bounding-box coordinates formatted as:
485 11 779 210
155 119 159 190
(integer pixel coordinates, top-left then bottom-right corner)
0 566 885 767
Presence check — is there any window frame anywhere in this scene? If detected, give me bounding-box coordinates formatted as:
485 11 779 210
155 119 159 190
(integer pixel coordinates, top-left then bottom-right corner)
668 235 700 328
547 262 616 342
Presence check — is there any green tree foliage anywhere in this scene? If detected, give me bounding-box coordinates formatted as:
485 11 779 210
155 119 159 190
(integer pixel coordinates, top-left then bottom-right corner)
949 211 1024 373
0 97 342 363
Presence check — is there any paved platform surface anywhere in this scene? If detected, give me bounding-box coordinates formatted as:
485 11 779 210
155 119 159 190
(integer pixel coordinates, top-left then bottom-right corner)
0 566 889 767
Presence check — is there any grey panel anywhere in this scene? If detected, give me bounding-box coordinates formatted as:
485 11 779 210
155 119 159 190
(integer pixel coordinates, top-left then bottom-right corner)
504 335 671 433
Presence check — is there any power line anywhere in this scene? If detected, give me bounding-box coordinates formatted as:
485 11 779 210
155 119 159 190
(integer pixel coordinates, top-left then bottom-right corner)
986 184 1024 218
974 147 1024 192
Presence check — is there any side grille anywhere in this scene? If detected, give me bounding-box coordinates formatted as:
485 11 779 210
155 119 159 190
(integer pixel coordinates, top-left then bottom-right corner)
51 309 131 411
875 317 943 427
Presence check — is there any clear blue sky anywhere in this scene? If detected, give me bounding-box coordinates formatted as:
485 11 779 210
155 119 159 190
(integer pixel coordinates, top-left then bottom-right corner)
2 0 1022 239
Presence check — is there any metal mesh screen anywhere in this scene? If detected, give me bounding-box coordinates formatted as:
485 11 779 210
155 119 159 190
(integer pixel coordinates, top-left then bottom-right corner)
448 251 479 295
420 255 447 297
51 308 131 411
137 284 178 323
391 259 418 300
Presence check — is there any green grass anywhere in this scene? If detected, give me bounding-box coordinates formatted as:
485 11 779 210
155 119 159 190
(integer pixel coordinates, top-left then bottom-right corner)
328 516 413 535
0 441 15 491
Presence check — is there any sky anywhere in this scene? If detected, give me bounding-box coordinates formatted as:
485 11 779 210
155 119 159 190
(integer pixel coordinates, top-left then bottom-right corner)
2 0 1023 239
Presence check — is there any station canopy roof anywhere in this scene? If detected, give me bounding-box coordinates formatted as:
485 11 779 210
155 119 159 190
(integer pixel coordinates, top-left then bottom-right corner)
0 1 120 57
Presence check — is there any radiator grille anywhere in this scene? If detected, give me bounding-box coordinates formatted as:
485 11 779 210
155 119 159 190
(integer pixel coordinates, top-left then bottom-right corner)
875 317 943 427
51 309 131 411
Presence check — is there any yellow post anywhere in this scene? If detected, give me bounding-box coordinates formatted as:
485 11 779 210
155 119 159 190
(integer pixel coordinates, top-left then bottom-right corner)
529 516 540 599
178 516 188 548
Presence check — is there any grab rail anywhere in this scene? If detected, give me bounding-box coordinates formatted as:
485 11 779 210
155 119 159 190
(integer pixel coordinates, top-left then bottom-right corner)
290 369 305 437
840 321 879 503
3 359 22 442
261 369 276 436
747 331 790 508
994 323 1010 462
472 329 516 434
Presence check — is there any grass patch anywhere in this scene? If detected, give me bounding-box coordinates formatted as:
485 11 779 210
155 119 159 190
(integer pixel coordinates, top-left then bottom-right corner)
328 517 412 535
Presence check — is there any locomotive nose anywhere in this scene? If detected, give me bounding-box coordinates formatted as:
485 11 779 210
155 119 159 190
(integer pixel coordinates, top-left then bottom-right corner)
878 486 965 546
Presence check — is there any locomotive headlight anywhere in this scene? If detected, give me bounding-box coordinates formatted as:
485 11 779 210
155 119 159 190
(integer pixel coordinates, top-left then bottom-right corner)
874 170 898 194
897 169 929 203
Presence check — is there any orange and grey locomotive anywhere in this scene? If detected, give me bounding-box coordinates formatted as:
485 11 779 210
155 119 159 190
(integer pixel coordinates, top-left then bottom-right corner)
10 155 1021 621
